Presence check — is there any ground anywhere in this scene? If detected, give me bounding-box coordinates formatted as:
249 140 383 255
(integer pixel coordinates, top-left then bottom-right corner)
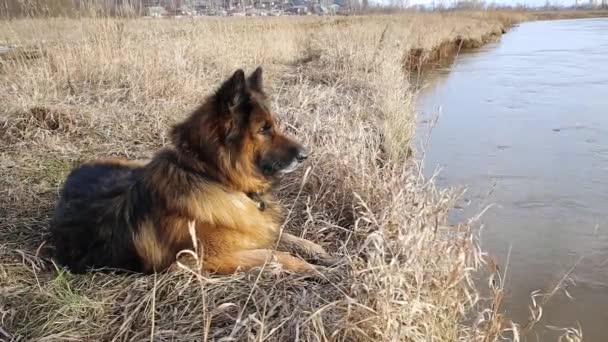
0 10 599 341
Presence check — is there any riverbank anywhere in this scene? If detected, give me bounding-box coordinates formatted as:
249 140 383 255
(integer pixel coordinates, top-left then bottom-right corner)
404 9 608 71
0 11 597 341
416 16 608 340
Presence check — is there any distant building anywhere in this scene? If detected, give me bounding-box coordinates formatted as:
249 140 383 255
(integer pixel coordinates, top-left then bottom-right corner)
255 0 277 9
286 5 308 14
145 6 167 16
454 0 483 8
145 0 341 15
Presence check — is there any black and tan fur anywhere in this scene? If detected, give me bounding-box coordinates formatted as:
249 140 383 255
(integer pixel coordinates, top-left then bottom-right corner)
51 67 334 274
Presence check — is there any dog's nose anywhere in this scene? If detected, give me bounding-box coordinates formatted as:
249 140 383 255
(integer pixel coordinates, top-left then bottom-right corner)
296 149 308 162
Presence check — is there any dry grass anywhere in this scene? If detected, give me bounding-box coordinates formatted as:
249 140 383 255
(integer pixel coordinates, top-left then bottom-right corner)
0 11 566 341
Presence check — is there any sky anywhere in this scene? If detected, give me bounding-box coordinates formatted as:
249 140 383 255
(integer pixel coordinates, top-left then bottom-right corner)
398 0 579 7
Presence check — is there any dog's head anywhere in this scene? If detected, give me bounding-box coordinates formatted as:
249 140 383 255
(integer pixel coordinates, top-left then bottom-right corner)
171 67 307 193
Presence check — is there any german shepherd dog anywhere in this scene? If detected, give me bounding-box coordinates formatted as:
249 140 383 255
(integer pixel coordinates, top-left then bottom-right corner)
51 67 335 275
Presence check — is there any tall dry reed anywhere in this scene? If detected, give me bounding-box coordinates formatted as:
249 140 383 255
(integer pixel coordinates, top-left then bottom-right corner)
1 12 533 341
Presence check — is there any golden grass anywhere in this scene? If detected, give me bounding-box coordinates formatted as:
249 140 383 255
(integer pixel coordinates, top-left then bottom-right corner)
0 11 585 341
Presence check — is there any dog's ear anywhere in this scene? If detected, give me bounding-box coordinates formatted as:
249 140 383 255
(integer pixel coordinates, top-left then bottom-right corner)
247 66 263 93
215 69 253 143
215 69 247 113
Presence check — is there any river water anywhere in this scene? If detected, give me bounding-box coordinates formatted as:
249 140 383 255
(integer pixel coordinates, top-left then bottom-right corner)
417 18 608 340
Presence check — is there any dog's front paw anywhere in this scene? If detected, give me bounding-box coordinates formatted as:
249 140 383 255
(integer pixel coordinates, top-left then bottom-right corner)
298 265 342 284
304 244 340 267
309 264 343 283
313 253 340 267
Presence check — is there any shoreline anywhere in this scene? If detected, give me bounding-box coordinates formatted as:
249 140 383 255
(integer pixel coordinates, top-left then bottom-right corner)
411 17 608 340
404 27 506 72
404 9 608 71
0 10 605 341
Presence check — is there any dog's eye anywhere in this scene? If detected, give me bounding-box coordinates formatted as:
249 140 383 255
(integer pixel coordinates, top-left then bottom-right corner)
259 124 272 136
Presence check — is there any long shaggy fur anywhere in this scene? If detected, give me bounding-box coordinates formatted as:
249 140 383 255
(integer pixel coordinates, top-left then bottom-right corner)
51 67 335 274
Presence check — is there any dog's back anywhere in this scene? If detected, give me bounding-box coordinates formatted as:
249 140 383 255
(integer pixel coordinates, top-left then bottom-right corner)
50 67 334 276
51 160 147 273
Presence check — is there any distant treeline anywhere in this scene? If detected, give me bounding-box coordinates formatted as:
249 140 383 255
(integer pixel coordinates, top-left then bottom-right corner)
0 0 148 18
2 0 606 18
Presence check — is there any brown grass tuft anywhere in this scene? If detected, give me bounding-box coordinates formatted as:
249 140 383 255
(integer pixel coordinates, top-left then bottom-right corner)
0 11 555 341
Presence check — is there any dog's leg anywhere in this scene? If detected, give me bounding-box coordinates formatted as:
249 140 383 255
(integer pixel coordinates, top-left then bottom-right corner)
277 233 337 267
204 249 318 274
91 157 148 169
